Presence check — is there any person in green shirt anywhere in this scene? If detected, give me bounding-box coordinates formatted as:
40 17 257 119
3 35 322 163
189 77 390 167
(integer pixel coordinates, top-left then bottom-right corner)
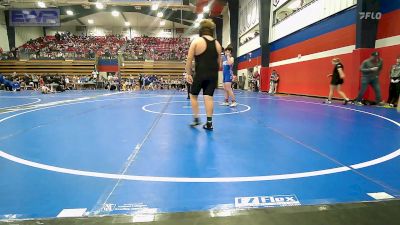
355 52 385 106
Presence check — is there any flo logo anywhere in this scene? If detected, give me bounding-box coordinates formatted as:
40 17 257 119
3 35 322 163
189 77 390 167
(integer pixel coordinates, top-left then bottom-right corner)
235 195 301 208
359 12 382 20
102 204 116 212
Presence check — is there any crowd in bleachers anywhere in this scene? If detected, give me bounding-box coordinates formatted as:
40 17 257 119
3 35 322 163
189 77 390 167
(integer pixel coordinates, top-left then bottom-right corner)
12 33 126 60
123 37 190 61
1 47 18 60
0 34 190 61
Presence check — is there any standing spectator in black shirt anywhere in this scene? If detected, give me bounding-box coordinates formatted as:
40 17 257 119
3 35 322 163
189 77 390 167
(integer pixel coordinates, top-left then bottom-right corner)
324 58 351 105
55 32 61 41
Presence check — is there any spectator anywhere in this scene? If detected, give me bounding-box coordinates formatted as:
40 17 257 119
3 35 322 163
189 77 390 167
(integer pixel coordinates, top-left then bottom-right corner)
323 58 350 105
269 70 279 95
239 73 246 90
355 52 385 106
41 85 52 94
387 56 400 107
39 77 44 87
92 70 98 81
32 74 39 90
0 74 20 91
55 32 61 41
65 76 70 90
253 68 260 92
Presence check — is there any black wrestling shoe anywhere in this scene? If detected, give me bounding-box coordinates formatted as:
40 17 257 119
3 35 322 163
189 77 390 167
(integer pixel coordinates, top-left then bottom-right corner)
203 122 213 131
190 118 201 127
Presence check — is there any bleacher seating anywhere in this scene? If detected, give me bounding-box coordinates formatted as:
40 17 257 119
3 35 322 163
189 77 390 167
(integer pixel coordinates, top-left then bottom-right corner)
0 35 190 77
124 37 190 61
120 61 185 77
15 34 125 60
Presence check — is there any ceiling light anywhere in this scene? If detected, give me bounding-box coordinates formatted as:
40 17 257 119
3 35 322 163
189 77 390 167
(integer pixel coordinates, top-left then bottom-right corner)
157 11 163 17
112 10 120 17
96 2 104 9
160 21 165 26
66 10 74 16
125 21 130 26
151 5 159 11
88 19 94 24
37 1 46 8
197 14 204 20
203 5 210 13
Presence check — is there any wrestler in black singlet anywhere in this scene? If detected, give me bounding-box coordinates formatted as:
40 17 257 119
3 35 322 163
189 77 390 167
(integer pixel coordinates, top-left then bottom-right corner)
190 37 219 96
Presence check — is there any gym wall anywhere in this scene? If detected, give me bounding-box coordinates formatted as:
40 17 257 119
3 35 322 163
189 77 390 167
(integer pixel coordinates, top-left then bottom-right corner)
222 6 231 48
373 0 400 102
235 0 261 90
269 0 356 43
261 0 400 100
219 6 231 87
235 0 367 97
46 26 78 36
267 8 358 98
0 10 10 51
15 27 44 48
